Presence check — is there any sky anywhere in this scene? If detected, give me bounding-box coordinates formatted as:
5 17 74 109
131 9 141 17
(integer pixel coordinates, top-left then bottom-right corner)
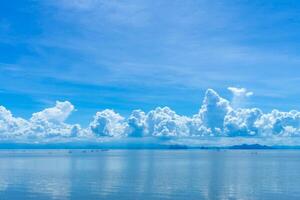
1 0 300 127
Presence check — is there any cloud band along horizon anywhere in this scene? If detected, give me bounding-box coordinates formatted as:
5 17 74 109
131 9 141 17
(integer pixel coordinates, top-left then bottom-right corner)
1 87 300 144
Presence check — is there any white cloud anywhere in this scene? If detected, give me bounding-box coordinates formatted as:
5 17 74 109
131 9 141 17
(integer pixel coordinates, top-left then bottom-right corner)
89 109 128 137
228 87 253 108
255 110 300 137
126 109 147 137
30 101 74 123
146 107 189 137
224 108 262 136
0 106 29 138
199 89 232 134
2 88 300 146
0 101 83 139
228 87 253 97
28 101 79 138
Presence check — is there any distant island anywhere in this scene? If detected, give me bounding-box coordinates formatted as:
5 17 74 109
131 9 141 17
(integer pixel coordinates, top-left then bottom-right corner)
0 142 299 150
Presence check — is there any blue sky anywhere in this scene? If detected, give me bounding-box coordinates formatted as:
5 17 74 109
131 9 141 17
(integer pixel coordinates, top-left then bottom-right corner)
1 0 300 126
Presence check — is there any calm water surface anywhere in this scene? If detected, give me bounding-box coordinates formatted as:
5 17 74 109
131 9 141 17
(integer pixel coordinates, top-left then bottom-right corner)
0 150 299 200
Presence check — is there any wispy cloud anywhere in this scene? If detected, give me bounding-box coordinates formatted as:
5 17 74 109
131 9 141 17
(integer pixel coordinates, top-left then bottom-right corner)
2 0 300 120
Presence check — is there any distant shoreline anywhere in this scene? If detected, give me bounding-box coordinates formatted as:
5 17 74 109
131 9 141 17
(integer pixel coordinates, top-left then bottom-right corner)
1 143 300 150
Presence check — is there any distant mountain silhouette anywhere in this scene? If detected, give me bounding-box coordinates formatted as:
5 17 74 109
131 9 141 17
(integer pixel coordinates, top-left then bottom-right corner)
228 144 273 149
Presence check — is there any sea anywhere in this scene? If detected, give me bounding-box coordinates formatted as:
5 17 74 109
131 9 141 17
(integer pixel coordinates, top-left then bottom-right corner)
0 150 299 200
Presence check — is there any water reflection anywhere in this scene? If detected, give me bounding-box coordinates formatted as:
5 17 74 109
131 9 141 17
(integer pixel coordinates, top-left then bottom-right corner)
0 150 300 200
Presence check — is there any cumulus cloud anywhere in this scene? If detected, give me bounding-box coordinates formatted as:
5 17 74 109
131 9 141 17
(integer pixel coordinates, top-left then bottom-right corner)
31 101 74 123
2 88 300 146
89 109 127 137
224 108 262 136
126 109 147 137
0 106 28 137
228 87 253 97
255 110 300 137
146 107 189 137
28 101 80 138
199 89 232 134
228 87 253 108
0 101 83 139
